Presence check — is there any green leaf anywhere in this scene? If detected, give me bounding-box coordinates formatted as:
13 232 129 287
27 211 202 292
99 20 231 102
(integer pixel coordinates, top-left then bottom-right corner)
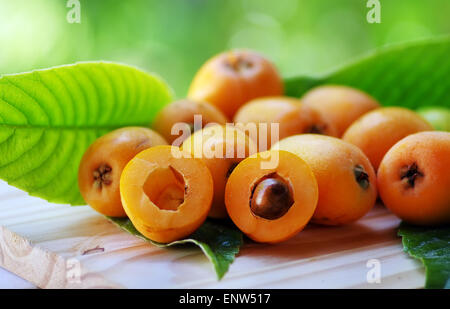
285 37 450 109
398 222 450 289
0 62 173 205
416 106 450 131
108 217 243 280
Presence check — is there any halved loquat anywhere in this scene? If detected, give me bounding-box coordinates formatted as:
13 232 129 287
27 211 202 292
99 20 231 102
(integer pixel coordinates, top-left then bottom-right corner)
225 150 319 244
120 145 213 243
378 131 450 225
273 134 377 225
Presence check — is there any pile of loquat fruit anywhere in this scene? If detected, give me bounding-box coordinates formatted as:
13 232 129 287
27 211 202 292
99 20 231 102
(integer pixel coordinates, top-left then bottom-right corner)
78 50 450 244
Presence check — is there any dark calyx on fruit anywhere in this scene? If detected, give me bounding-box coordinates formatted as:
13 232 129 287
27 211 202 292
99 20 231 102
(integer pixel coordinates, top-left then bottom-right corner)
354 165 370 190
250 174 294 220
400 162 423 188
187 123 196 134
225 54 253 72
306 124 327 134
226 162 239 179
93 164 112 189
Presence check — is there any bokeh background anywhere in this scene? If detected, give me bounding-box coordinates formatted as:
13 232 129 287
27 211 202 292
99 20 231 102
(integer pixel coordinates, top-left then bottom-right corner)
0 0 449 96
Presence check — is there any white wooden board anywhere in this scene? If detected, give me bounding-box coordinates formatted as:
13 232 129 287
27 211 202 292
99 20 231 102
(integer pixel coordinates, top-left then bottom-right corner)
0 181 424 289
0 267 35 289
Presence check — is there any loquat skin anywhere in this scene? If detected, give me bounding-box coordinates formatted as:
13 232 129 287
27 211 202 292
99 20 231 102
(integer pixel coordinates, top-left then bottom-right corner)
225 150 318 244
377 131 450 226
301 85 380 137
182 124 257 218
152 99 228 145
187 50 284 119
233 96 338 151
120 145 214 243
273 134 377 225
78 127 168 217
342 107 433 171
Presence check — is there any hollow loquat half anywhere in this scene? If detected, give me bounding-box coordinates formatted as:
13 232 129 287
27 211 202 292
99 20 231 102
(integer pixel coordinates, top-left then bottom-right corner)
120 145 213 243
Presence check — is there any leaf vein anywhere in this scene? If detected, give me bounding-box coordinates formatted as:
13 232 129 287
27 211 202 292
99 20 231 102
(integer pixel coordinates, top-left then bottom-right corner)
4 77 51 125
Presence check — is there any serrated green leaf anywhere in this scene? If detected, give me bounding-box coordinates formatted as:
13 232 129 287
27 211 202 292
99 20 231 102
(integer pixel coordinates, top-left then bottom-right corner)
0 62 173 205
398 223 450 289
285 37 450 109
108 217 243 280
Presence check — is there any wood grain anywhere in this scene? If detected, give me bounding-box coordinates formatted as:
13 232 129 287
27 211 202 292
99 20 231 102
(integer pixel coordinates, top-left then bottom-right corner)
0 181 425 289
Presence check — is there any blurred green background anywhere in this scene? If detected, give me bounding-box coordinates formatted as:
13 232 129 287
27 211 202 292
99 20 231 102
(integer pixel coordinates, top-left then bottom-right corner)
0 0 449 97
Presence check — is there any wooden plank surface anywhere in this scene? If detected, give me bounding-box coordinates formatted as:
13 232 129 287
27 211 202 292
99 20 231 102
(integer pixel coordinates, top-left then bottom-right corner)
0 267 35 289
0 181 425 289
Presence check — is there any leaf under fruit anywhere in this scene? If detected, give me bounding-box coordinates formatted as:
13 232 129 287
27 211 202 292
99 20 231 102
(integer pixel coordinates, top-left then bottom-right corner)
108 217 243 280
